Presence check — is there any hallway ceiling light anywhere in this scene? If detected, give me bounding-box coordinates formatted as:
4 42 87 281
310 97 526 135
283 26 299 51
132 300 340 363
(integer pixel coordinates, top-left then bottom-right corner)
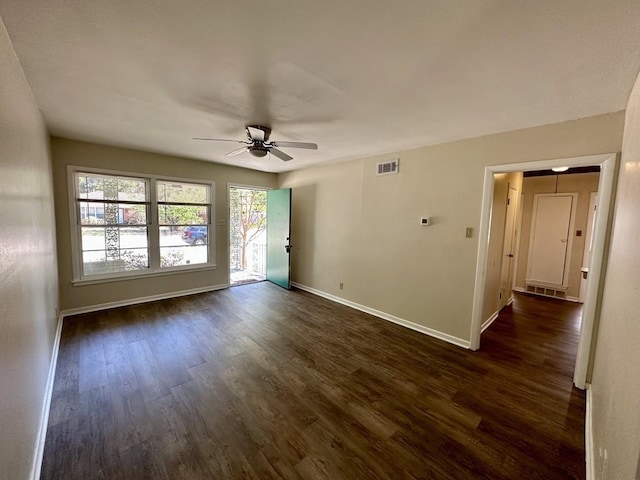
552 166 570 172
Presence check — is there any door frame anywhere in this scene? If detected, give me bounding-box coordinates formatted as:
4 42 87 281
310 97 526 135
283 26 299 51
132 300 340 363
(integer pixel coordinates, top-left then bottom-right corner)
227 183 271 285
498 185 518 310
470 153 618 389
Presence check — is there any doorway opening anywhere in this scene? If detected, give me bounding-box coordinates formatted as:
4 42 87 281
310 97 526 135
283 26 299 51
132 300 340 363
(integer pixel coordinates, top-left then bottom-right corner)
471 153 618 389
229 186 268 286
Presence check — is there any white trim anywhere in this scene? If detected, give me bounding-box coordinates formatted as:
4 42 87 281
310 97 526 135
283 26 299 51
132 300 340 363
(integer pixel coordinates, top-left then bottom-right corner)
582 192 599 269
470 154 617 391
71 264 217 286
470 166 496 350
291 282 470 349
586 384 595 480
227 183 271 285
60 284 228 317
511 191 524 293
573 155 618 389
30 313 64 480
481 311 500 333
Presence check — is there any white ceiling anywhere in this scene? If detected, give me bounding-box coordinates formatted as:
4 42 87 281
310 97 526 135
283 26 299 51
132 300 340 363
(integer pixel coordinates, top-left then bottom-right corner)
2 1 640 173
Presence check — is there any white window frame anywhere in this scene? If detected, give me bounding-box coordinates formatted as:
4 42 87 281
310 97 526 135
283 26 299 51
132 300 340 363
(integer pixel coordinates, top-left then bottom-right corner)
68 166 216 285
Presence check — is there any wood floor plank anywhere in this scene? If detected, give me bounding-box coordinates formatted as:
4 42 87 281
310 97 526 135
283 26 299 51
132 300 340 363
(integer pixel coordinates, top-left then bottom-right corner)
41 284 586 479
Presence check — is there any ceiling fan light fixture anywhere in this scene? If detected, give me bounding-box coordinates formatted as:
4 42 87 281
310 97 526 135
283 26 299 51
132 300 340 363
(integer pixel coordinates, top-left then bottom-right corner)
552 166 569 172
249 145 268 157
193 124 318 162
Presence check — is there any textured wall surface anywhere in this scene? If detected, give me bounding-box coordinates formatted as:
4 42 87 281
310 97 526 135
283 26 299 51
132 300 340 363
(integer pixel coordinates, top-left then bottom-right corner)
279 113 623 342
51 137 278 311
0 16 59 480
590 70 640 479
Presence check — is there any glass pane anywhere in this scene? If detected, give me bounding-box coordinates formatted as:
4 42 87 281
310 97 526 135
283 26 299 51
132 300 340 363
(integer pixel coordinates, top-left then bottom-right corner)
157 181 208 204
158 205 208 225
159 226 188 247
81 226 149 275
79 202 147 225
160 245 208 268
177 225 208 246
76 173 146 202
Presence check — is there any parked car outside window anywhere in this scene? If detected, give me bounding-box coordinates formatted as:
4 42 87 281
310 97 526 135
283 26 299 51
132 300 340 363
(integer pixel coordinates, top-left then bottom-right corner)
182 226 207 245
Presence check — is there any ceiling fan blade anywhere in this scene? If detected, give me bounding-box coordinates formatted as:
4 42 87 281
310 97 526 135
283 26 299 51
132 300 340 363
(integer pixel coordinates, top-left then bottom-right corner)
271 141 318 150
193 137 248 143
269 148 293 162
226 146 248 157
246 126 265 142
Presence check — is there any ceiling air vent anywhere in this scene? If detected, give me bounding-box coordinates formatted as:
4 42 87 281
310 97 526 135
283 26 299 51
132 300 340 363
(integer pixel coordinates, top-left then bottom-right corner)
376 159 399 176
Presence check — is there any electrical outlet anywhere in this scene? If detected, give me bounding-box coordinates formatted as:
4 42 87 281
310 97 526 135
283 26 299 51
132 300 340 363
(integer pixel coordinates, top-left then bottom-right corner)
339 282 344 290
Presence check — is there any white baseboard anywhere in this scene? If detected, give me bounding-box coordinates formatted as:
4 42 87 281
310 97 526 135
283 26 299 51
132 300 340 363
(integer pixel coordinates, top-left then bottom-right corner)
291 282 470 349
60 283 229 317
481 311 500 333
586 384 595 480
30 312 64 480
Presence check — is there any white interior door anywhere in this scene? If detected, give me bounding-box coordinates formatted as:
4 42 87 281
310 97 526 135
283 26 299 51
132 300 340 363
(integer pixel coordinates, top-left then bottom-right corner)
498 187 518 309
527 194 575 286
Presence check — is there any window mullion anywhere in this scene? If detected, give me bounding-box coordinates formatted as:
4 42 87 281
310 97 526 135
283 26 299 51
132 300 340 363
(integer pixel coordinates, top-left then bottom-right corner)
148 179 161 270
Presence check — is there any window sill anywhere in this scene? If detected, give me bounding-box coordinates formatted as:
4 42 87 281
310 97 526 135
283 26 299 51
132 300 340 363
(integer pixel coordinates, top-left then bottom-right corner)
71 264 217 286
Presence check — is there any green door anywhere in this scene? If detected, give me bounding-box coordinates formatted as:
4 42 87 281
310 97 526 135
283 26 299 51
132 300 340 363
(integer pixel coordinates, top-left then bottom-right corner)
266 188 292 289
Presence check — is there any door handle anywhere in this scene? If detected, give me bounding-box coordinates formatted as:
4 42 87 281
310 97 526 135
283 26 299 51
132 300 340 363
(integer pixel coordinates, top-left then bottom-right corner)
285 244 292 254
560 239 568 243
506 254 514 258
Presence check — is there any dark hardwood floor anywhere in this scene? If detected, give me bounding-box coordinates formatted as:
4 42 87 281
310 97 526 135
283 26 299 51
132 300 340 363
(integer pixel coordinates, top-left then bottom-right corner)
41 284 586 480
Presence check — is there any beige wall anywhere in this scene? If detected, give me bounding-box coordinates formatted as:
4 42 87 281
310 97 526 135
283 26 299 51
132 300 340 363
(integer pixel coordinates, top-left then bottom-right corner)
279 112 624 342
590 72 640 478
0 17 59 480
482 172 523 323
51 138 277 311
514 172 600 299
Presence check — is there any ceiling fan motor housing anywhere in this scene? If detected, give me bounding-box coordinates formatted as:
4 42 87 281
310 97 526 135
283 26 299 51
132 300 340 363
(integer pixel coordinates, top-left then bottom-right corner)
246 125 271 141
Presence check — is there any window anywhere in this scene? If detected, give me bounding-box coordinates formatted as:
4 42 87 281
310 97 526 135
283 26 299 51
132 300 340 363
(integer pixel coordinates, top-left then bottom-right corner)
157 180 210 268
70 168 214 282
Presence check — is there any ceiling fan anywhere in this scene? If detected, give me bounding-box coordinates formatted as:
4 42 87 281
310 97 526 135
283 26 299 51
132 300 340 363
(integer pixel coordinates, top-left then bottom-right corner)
193 125 318 162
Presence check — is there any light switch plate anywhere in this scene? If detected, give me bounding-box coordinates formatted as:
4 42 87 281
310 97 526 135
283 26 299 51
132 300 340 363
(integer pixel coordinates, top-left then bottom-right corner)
465 227 473 238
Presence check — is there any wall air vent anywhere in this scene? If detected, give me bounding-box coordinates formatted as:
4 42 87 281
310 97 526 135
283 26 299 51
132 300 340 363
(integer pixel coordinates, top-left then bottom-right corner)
376 159 399 176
